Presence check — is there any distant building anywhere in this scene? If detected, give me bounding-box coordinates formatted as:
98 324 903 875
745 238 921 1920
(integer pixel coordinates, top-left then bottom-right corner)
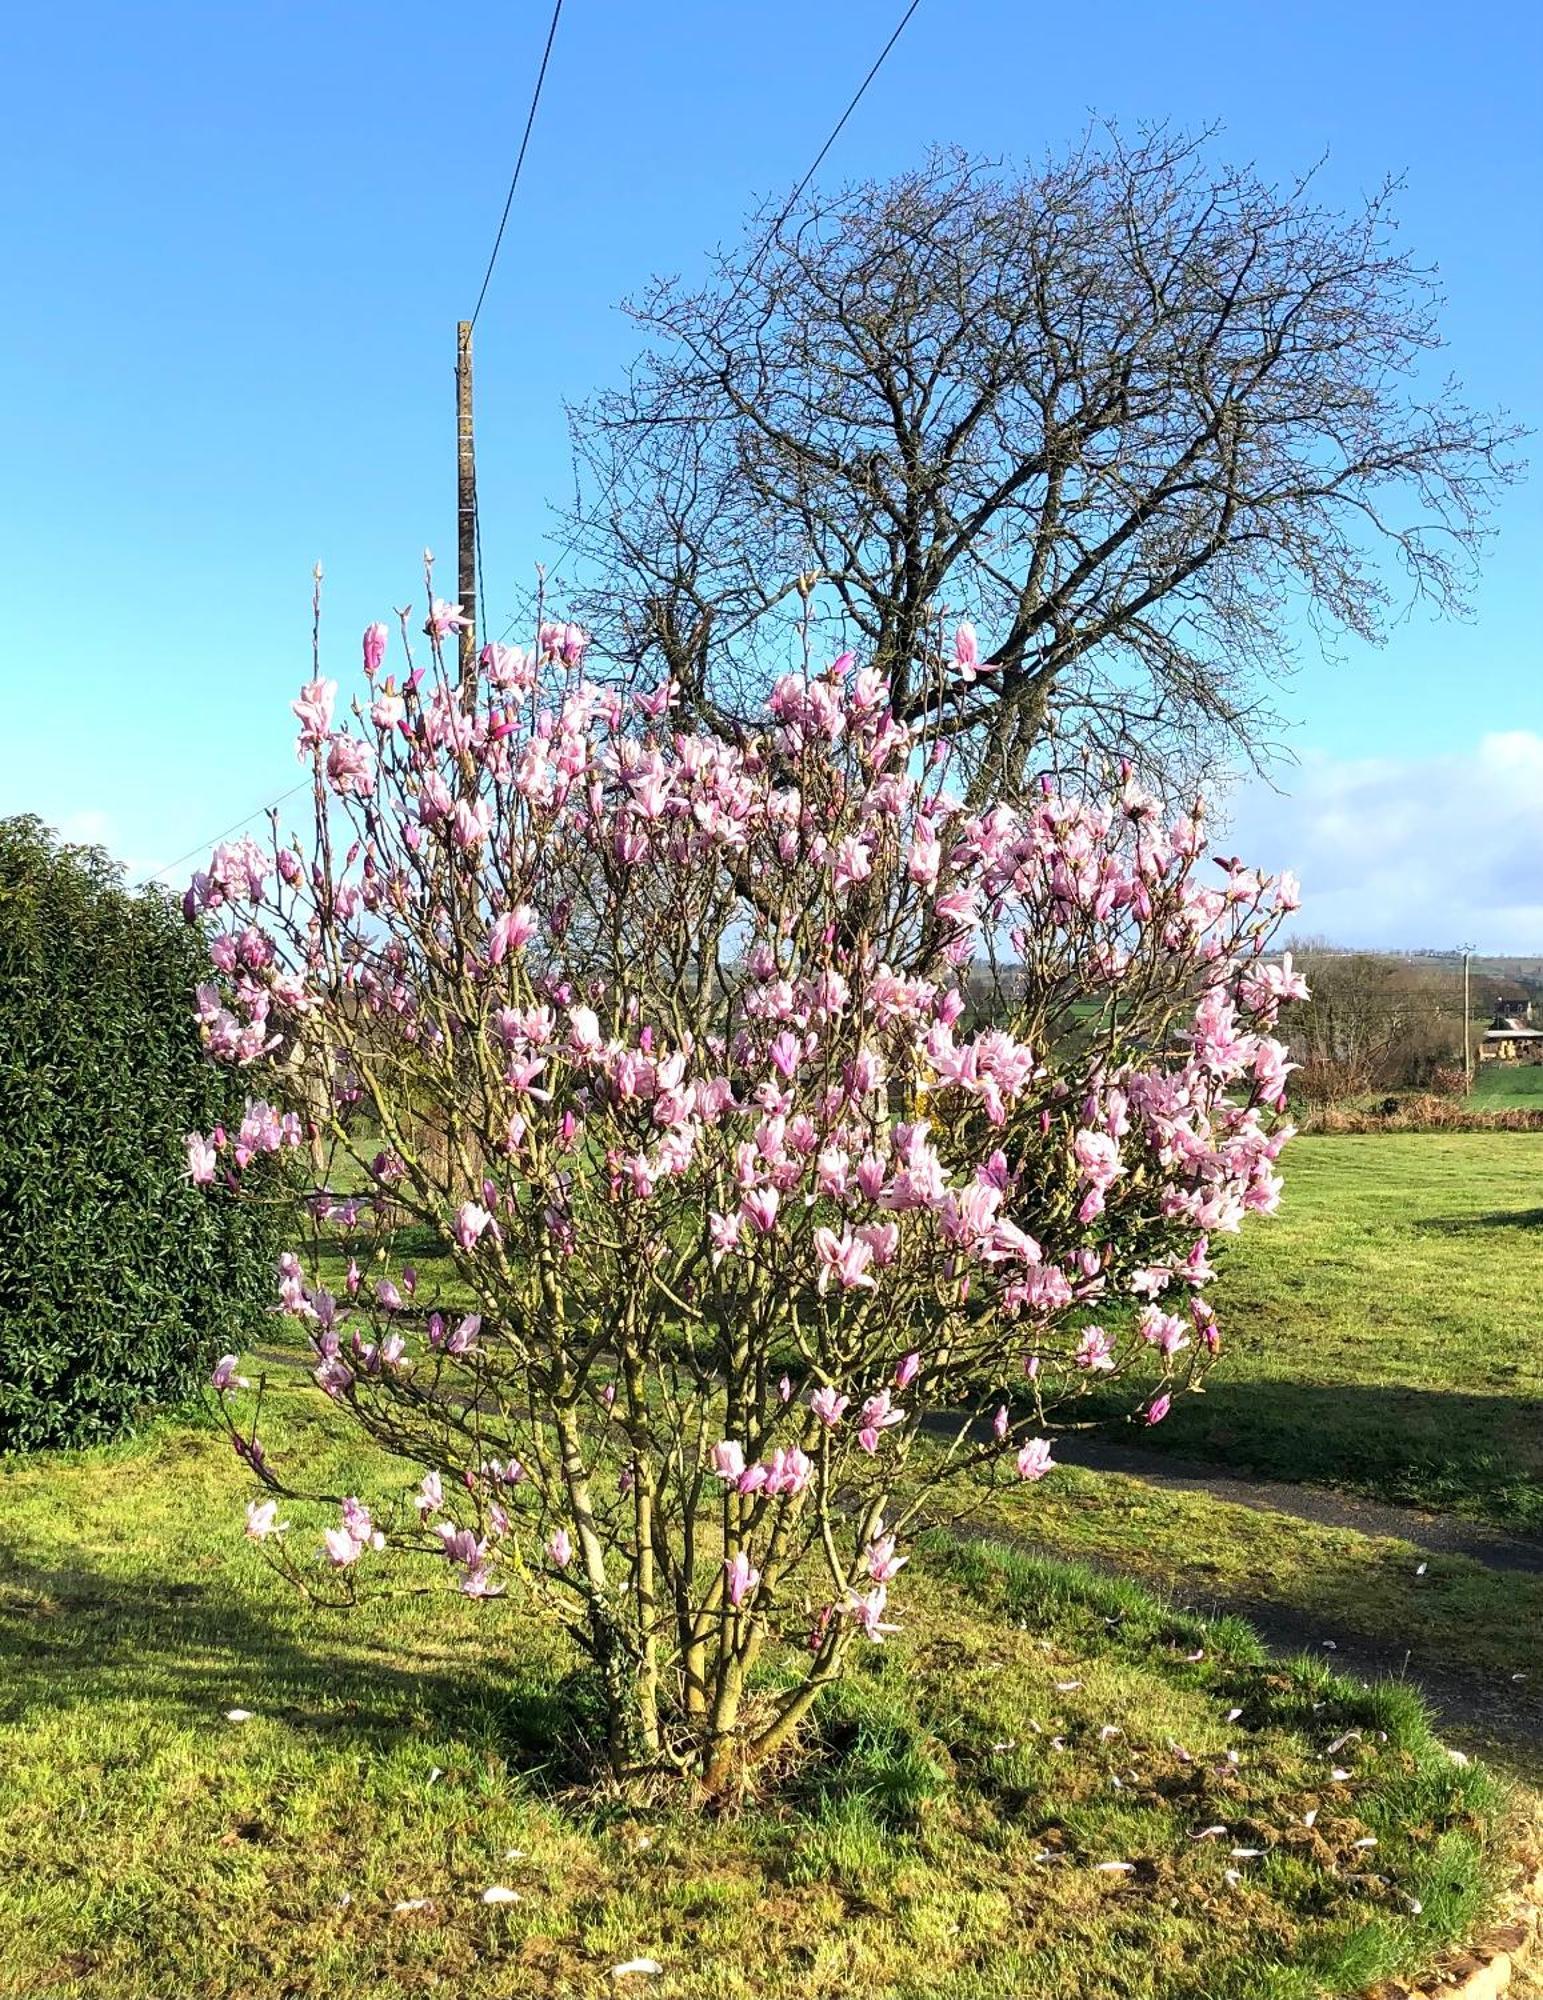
1477 997 1543 1066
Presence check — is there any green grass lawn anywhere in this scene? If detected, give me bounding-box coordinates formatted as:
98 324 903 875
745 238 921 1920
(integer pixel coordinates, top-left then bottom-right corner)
1111 1134 1543 1532
316 1132 1543 1531
1470 1066 1543 1109
0 1380 1517 2000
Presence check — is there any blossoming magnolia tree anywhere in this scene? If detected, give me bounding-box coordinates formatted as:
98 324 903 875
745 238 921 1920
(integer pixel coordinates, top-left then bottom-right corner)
189 573 1305 1786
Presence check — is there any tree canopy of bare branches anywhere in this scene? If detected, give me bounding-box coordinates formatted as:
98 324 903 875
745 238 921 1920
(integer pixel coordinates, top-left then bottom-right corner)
561 127 1522 792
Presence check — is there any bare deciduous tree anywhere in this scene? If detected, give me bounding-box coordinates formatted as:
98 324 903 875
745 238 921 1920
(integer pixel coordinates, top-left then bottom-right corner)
560 128 1522 793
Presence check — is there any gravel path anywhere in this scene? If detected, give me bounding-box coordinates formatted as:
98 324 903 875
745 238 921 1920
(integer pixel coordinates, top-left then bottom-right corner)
1049 1434 1543 1578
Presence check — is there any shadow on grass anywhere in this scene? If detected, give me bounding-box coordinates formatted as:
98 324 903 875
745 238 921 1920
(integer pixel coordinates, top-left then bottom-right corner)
1063 1377 1543 1539
1413 1207 1543 1234
0 1539 608 1784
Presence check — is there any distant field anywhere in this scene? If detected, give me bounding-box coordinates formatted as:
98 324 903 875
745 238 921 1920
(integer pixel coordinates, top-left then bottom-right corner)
1121 1133 1543 1532
1470 1065 1543 1109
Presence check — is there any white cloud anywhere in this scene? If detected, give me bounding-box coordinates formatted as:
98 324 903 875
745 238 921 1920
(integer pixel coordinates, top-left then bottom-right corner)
1222 733 1543 953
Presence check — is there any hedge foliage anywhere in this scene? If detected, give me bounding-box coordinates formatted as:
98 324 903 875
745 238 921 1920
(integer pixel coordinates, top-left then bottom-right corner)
0 817 286 1450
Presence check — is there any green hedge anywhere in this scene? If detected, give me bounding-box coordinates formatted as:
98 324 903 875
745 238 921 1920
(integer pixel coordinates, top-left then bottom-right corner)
0 817 286 1450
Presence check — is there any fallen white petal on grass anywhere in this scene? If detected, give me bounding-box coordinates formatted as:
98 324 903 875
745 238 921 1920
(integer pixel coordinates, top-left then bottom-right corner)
610 1960 663 1979
503 1848 525 1861
1448 1748 1471 1768
1330 1767 1353 1782
223 1708 256 1723
1099 1725 1121 1742
1302 1809 1318 1829
392 1898 433 1914
1190 1826 1228 1841
1325 1731 1361 1755
1224 1868 1242 1886
1321 1640 1337 1651
1352 1837 1378 1850
1226 1707 1243 1723
1094 1861 1135 1873
1406 1895 1424 1915
1229 1848 1263 1859
481 1886 522 1905
1414 1562 1428 1576
427 1766 444 1784
1181 1648 1204 1663
1054 1680 1083 1693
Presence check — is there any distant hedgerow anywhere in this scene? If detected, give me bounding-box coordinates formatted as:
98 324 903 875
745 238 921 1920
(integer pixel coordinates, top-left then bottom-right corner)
0 816 285 1450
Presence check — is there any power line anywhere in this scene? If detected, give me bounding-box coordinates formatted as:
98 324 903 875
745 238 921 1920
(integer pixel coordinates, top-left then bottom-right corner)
134 782 311 891
468 0 565 333
160 4 569 882
166 0 918 870
779 0 923 220
497 0 927 637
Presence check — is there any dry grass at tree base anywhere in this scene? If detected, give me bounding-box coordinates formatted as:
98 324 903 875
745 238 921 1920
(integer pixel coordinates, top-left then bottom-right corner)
0 1375 1520 2000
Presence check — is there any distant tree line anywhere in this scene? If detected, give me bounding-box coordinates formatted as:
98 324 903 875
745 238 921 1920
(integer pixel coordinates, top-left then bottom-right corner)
1281 941 1542 1105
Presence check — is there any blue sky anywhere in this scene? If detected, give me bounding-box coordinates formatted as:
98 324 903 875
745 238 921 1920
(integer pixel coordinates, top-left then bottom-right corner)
1 0 1539 945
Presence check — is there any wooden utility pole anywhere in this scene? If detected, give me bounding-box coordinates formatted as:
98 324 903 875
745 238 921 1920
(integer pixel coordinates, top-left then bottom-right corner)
456 320 478 705
1463 946 1473 1088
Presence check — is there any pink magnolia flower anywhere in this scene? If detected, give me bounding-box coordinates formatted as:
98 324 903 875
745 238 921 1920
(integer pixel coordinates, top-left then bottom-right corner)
455 1202 494 1252
739 1187 780 1235
487 905 538 965
895 1351 921 1390
1074 1129 1124 1191
1146 1394 1172 1427
325 733 375 798
1015 1438 1057 1482
245 1499 286 1540
710 1440 747 1483
324 1498 383 1566
1076 1324 1116 1372
424 598 468 639
865 1533 907 1584
813 1225 875 1293
750 1446 812 1497
725 1550 760 1608
292 677 337 752
185 1133 219 1185
211 1354 247 1393
832 836 872 894
857 1389 905 1454
843 1583 900 1643
362 621 389 675
809 1386 849 1428
547 1528 573 1569
952 621 986 681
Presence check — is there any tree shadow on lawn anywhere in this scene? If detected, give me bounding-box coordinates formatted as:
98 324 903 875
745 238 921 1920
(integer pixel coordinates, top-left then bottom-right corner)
1414 1207 1543 1234
1066 1378 1543 1542
0 1538 606 1784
